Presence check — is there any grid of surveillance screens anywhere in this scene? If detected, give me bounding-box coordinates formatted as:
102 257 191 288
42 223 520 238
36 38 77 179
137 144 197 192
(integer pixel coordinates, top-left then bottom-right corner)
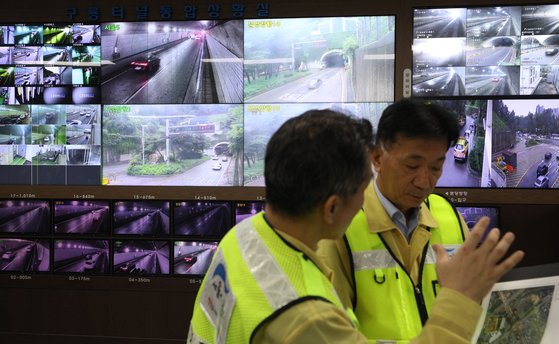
412 5 559 97
0 199 264 276
0 17 396 186
412 5 559 189
0 24 101 184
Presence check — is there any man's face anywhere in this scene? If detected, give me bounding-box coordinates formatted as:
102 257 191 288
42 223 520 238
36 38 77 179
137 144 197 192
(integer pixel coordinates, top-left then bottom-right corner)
372 135 448 214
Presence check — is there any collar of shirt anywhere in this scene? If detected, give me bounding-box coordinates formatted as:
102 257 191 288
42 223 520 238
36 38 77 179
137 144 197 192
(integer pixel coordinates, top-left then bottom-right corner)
262 213 334 282
374 180 420 240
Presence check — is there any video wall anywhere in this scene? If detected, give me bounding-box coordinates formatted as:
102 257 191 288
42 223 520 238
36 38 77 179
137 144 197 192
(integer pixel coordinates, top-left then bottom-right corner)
0 16 394 278
0 199 264 276
413 4 559 190
0 17 396 186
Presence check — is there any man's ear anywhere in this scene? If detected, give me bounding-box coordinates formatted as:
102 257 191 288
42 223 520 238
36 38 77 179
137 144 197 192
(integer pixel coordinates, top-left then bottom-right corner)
370 146 383 172
322 195 339 225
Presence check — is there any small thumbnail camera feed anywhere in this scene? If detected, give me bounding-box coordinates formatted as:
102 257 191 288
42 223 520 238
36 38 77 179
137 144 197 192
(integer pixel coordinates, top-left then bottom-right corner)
0 104 30 124
72 45 100 63
14 66 42 86
42 46 72 64
102 104 242 187
244 16 395 103
0 26 15 45
413 8 467 39
0 238 50 272
456 206 499 231
54 200 110 234
114 240 169 275
113 201 170 235
12 46 42 64
43 24 73 45
0 47 12 64
0 67 14 86
235 201 265 224
0 87 14 105
173 240 218 275
14 25 43 45
101 20 243 104
72 25 101 44
44 66 73 86
54 239 109 273
243 102 386 186
490 99 559 189
0 200 50 233
173 201 233 237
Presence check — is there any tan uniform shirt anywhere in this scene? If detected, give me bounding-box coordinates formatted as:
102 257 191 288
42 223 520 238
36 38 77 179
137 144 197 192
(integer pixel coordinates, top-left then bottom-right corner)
252 220 481 344
314 181 481 344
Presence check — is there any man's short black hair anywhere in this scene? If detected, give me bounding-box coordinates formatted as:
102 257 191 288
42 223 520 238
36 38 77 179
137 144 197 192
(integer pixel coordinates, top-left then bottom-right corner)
376 99 459 149
265 109 374 218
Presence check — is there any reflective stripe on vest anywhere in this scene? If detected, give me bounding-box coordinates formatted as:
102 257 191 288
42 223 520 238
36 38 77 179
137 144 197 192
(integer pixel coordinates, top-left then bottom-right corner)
347 194 464 343
189 212 350 344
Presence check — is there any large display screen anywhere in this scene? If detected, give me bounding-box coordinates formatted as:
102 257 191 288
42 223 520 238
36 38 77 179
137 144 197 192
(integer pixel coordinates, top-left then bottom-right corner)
412 5 559 97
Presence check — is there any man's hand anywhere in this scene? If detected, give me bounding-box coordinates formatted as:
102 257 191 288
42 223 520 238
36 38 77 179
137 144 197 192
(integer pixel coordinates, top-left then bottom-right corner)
433 216 524 303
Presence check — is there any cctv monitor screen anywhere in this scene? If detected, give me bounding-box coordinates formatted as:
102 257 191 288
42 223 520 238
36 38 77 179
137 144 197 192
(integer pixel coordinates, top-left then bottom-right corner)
455 206 499 230
101 104 242 187
234 201 265 224
0 199 50 233
431 98 559 189
173 240 218 276
113 201 170 235
243 102 387 186
0 238 50 272
53 239 110 274
243 16 395 103
113 240 170 275
173 201 233 238
54 200 110 234
101 20 244 104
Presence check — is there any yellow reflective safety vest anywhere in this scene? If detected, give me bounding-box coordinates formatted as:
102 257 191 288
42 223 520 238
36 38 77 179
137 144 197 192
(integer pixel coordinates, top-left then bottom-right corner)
345 193 465 343
188 212 355 344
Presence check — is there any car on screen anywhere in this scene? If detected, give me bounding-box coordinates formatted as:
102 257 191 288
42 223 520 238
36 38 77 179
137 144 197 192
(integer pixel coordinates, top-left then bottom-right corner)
130 53 160 72
453 137 468 162
1 251 15 261
308 78 323 89
212 162 222 170
545 48 558 56
544 152 552 160
537 163 548 177
118 262 134 273
534 175 549 188
84 257 96 271
184 255 197 264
